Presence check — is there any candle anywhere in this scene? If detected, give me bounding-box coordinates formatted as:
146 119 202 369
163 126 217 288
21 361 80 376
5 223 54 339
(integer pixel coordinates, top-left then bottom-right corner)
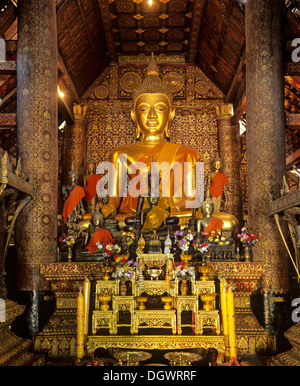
220 278 229 360
76 291 85 359
83 277 91 340
226 286 237 359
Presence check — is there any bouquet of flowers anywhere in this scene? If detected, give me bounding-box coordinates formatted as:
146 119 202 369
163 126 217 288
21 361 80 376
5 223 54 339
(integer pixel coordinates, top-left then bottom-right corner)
60 234 76 246
121 229 135 246
237 227 258 246
193 241 211 255
173 229 194 255
96 241 121 260
173 261 195 281
111 259 138 282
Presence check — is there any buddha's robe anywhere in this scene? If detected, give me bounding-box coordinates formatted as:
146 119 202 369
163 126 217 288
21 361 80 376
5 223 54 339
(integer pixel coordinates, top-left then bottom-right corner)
85 227 114 254
142 197 172 232
119 141 201 214
62 185 85 223
203 216 224 235
84 174 100 203
100 202 116 218
209 172 229 199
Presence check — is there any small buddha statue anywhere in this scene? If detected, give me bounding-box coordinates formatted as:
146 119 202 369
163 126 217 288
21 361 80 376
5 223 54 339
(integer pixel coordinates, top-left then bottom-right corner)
196 198 224 240
206 153 229 213
107 53 201 218
81 211 115 257
148 229 162 254
140 194 178 234
100 194 119 232
83 161 100 215
62 169 85 223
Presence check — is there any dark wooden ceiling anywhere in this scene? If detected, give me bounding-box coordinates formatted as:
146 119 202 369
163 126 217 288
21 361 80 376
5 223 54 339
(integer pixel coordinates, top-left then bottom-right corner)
0 0 299 169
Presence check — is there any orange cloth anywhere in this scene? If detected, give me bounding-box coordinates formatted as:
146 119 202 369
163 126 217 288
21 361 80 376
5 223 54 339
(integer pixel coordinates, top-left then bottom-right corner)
84 174 100 203
119 141 200 214
209 172 229 199
85 227 114 254
203 216 224 235
62 185 85 223
100 202 116 218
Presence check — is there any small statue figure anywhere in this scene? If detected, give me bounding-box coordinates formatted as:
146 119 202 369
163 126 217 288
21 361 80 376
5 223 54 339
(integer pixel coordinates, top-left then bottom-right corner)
84 211 114 255
62 169 85 223
99 194 118 231
148 229 162 254
206 153 229 213
83 161 100 214
196 198 224 240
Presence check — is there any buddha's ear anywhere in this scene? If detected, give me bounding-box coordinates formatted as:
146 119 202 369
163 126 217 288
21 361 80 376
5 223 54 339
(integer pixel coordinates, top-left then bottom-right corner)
165 108 175 139
131 109 141 140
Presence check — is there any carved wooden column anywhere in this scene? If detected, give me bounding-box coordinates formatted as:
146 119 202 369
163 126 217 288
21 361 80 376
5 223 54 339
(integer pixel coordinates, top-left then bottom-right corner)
63 103 88 186
215 103 243 228
14 0 57 335
245 0 289 334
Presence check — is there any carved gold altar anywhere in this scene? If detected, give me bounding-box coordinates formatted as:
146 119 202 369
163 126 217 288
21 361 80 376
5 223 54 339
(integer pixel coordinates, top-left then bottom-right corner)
34 259 273 359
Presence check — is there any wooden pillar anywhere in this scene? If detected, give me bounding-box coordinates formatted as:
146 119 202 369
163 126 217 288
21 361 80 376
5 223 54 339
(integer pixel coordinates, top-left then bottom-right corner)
14 0 57 334
63 103 87 186
215 103 243 228
245 1 289 295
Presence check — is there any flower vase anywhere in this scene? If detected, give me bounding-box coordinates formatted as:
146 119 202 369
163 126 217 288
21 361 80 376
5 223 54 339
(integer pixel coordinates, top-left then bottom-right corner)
244 245 252 262
120 281 127 296
67 245 72 262
180 279 188 296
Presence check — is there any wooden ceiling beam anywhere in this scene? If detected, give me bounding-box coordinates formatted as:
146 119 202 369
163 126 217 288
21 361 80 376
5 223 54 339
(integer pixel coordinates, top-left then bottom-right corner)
286 148 300 169
187 0 206 63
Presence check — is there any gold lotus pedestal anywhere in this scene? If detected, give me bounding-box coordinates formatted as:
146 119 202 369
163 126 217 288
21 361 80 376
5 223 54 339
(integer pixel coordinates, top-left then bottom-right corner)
101 265 114 280
198 265 212 281
136 296 148 310
200 293 216 311
180 254 193 267
98 294 111 311
161 296 174 310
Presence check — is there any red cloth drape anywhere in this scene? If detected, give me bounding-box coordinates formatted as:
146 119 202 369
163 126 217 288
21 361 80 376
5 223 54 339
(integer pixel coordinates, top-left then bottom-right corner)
62 185 85 223
85 228 115 254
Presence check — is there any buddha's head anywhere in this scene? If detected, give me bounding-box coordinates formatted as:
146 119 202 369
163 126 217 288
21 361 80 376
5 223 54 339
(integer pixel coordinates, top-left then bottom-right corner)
86 161 95 174
101 195 109 205
131 53 175 141
147 194 159 207
203 198 214 216
211 153 222 172
68 169 77 185
92 211 104 227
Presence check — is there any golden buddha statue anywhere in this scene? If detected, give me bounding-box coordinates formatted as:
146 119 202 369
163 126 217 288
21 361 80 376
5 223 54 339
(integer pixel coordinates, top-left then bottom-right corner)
83 211 114 255
206 153 228 213
196 198 239 239
107 53 201 224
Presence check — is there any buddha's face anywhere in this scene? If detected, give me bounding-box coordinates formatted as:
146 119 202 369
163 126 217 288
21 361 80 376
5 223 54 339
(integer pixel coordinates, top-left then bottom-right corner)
203 203 213 215
214 160 222 171
92 214 102 226
148 195 159 206
87 163 95 174
133 93 174 137
69 172 77 184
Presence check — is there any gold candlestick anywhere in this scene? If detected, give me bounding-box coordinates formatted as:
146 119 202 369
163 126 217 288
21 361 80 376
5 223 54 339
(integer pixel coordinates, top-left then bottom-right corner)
220 278 229 360
226 286 237 360
76 291 85 360
83 277 90 341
